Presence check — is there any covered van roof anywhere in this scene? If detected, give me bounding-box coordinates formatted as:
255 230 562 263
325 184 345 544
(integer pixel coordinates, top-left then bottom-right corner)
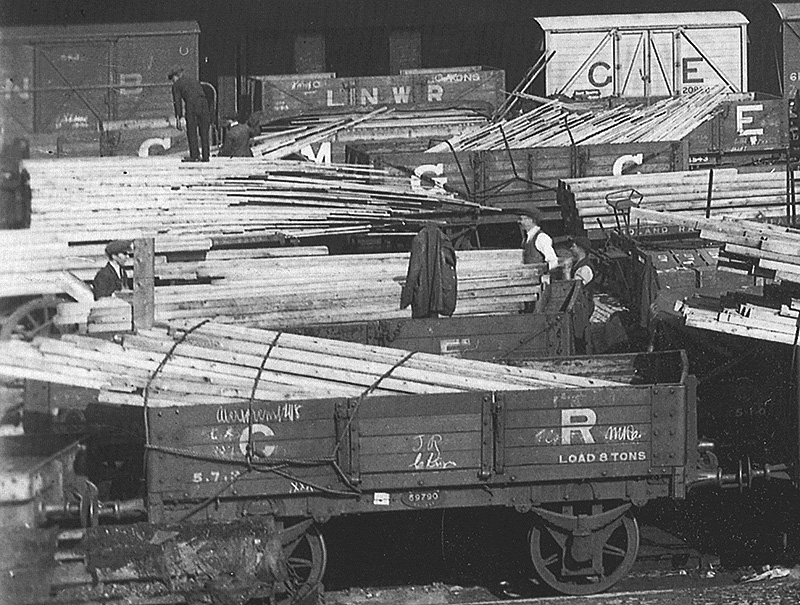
536 11 748 32
772 3 800 21
0 21 199 42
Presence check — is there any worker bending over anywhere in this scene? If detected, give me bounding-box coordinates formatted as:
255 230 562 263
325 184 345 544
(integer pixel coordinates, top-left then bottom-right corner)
168 65 211 162
219 114 260 157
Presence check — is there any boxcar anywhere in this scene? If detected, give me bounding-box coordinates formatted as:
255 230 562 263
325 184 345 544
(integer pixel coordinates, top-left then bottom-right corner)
0 21 200 157
536 12 748 99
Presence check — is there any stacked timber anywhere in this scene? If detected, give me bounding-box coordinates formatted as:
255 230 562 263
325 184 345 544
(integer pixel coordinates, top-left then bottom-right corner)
56 249 545 333
23 156 480 240
677 296 800 346
252 107 393 159
628 207 800 283
428 88 729 152
562 168 793 239
0 321 621 408
4 157 492 298
0 238 330 299
253 107 489 159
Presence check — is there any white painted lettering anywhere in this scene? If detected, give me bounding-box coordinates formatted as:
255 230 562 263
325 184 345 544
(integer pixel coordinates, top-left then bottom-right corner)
409 434 457 470
138 137 172 157
238 423 276 458
427 84 443 102
326 90 345 107
736 104 764 137
216 403 303 424
411 163 447 192
392 86 411 103
561 408 597 445
558 450 645 464
360 87 379 105
119 73 143 96
4 76 30 101
612 153 643 176
300 141 331 164
604 425 643 442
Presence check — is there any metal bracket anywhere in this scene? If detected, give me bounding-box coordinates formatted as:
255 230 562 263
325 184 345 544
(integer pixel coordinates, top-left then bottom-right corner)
335 399 361 485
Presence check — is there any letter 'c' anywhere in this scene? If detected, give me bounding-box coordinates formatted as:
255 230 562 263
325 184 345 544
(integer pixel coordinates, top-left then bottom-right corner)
588 62 612 88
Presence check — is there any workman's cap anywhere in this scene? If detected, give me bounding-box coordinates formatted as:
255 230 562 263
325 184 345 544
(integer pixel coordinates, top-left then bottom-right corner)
167 65 184 80
511 207 542 223
570 236 592 252
105 239 133 256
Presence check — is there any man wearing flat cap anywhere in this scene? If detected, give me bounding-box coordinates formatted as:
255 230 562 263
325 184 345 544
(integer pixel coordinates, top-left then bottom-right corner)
569 236 596 292
93 240 133 300
516 208 558 273
168 65 211 163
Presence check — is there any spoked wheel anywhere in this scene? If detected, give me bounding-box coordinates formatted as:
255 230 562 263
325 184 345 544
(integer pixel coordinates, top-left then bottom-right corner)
0 295 62 340
529 503 639 595
278 523 327 604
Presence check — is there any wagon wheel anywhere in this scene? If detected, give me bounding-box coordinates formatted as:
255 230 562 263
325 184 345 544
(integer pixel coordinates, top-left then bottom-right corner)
529 503 639 595
278 524 327 604
0 295 62 341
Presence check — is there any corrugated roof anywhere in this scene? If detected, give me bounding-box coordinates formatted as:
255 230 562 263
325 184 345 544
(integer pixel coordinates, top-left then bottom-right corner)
0 21 200 43
536 11 748 33
772 3 800 21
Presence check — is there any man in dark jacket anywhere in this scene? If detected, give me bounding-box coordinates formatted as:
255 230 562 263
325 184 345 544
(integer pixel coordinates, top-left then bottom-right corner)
168 65 211 162
569 236 596 293
219 114 260 157
93 239 132 300
400 224 457 319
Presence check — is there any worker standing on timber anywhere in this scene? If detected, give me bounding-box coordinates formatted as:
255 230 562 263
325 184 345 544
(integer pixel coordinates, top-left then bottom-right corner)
218 113 260 157
168 65 211 162
93 240 133 300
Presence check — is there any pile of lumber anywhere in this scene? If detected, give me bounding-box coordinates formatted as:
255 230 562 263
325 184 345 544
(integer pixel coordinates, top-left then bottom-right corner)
56 249 546 333
23 156 482 240
1 238 330 298
628 207 800 283
562 168 793 239
677 296 800 346
253 107 489 158
428 87 729 152
0 321 620 408
5 157 493 298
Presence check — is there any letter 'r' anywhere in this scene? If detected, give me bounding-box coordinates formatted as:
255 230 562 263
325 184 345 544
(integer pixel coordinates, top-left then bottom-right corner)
561 408 597 445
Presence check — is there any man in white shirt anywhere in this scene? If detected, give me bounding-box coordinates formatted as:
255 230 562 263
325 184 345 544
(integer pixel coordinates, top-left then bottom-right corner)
518 208 559 272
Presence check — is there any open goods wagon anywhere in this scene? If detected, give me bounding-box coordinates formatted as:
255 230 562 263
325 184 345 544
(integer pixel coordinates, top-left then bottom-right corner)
5 332 794 604
3 346 751 604
294 280 592 361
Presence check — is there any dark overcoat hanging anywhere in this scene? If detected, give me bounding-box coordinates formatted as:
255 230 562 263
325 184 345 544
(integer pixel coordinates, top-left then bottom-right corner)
400 224 457 318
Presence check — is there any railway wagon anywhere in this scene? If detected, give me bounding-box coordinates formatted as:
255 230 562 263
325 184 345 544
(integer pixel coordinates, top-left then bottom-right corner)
247 66 505 123
294 280 592 360
348 140 690 240
0 21 202 157
536 12 748 99
2 347 709 603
